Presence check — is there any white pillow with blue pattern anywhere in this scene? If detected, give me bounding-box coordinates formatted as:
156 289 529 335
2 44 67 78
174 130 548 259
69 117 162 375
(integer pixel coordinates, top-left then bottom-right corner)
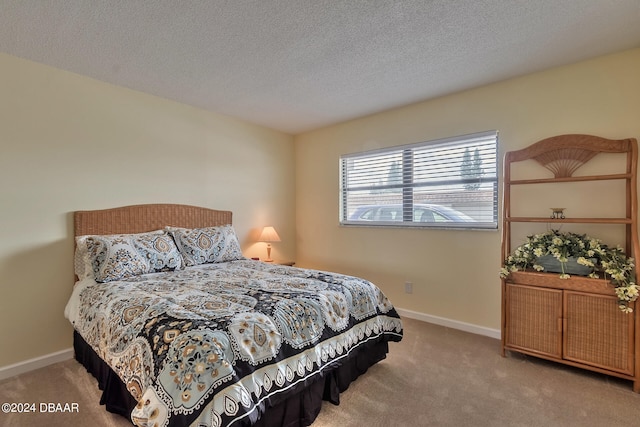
75 230 183 283
166 224 244 266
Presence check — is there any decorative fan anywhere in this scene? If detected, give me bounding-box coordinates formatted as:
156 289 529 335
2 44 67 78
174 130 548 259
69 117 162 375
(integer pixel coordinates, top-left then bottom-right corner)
532 147 598 178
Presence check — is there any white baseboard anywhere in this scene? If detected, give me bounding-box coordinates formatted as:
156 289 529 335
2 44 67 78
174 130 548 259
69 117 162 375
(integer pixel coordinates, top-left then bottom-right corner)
0 348 74 381
0 311 499 381
396 307 501 340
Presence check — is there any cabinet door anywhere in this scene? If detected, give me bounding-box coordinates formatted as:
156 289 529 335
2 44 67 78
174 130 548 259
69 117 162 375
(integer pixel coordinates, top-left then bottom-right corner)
564 291 635 375
505 283 563 358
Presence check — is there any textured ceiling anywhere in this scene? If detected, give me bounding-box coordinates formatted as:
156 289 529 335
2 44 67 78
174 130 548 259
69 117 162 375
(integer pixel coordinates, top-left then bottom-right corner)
2 0 640 134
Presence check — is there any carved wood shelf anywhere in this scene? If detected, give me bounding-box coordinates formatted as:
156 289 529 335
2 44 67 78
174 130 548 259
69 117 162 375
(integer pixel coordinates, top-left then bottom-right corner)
500 134 640 392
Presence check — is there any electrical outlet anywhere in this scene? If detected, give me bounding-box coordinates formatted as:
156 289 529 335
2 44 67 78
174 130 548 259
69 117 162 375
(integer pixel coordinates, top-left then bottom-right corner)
404 281 413 294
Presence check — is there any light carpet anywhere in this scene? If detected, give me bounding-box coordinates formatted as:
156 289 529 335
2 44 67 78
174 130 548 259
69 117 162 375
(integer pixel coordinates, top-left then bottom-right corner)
1 317 640 427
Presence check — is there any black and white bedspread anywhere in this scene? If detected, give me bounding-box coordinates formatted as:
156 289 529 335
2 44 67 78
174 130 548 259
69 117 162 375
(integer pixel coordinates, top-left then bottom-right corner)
65 259 403 427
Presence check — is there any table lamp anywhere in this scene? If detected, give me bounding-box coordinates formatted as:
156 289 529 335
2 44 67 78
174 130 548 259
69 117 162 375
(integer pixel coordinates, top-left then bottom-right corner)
258 226 281 262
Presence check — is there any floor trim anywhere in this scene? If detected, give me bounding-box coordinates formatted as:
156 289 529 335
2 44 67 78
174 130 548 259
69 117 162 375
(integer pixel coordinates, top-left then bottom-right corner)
396 307 501 340
0 310 500 380
0 348 73 381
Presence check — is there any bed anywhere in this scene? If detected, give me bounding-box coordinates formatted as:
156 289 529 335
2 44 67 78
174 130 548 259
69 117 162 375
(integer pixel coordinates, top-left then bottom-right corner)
64 204 403 427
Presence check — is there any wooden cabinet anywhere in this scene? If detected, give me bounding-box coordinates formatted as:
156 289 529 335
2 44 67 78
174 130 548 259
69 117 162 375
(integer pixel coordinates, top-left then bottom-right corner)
500 134 640 392
504 276 635 376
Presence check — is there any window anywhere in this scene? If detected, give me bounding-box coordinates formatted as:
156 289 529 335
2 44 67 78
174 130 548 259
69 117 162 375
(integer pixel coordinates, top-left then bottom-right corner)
340 131 498 229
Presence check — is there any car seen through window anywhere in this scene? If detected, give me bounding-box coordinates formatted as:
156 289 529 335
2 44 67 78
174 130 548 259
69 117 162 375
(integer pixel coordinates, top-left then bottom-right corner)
349 204 475 223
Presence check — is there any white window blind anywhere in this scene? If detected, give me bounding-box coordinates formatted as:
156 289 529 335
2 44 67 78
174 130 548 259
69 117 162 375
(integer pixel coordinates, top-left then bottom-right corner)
340 131 498 229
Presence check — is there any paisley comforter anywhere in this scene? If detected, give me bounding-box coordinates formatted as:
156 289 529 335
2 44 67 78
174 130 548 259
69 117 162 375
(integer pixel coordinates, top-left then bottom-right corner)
65 259 403 427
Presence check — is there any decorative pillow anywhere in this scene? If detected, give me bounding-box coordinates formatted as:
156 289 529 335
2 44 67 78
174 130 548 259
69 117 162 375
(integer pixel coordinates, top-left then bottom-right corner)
132 232 183 272
167 225 244 266
74 236 94 280
78 230 183 283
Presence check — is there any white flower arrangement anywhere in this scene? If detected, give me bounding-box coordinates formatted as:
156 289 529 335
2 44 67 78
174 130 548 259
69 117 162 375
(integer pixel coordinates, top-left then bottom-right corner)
500 230 638 313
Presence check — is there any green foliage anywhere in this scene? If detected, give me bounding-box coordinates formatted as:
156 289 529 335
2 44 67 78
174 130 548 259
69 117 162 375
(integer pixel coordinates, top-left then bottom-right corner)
500 230 638 312
461 148 483 190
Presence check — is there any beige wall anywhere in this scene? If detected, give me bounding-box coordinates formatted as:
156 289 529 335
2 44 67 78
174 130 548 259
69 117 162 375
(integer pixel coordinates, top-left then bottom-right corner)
3 48 639 369
294 48 640 330
0 53 295 367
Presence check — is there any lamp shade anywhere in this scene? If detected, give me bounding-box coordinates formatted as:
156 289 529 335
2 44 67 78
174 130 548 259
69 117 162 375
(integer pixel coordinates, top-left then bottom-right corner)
258 226 281 242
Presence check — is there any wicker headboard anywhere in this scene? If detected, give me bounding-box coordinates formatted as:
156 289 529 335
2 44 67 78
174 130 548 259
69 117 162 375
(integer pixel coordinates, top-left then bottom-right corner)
74 203 233 237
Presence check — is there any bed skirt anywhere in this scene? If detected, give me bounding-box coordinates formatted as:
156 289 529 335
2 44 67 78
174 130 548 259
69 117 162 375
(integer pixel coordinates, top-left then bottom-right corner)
73 331 390 426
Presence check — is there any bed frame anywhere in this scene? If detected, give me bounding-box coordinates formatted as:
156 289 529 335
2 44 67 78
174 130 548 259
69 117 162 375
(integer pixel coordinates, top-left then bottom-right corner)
72 203 391 427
